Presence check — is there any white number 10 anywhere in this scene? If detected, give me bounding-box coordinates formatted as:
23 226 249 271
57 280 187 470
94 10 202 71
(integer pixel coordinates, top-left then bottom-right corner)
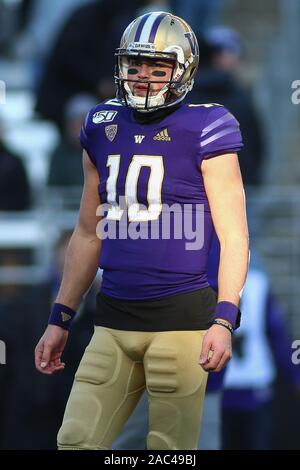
106 154 164 222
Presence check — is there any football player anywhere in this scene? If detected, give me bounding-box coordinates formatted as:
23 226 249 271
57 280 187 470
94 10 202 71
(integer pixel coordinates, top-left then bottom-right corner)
35 11 249 450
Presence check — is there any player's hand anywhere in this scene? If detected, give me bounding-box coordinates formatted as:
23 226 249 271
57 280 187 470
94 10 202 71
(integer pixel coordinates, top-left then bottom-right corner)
35 325 69 375
198 324 232 372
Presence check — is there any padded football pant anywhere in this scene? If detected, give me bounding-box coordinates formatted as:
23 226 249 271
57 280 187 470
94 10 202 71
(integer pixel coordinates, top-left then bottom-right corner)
57 326 208 450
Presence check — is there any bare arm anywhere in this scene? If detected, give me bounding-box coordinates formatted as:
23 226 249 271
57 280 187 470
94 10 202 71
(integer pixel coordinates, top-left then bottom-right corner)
201 153 249 306
199 153 249 372
35 150 102 374
55 150 102 309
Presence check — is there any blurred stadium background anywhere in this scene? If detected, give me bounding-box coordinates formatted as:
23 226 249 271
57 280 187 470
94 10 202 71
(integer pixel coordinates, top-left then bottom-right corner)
0 0 300 450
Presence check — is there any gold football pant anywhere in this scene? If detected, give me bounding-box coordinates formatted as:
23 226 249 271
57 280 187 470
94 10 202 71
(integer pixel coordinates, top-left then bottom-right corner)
57 326 208 450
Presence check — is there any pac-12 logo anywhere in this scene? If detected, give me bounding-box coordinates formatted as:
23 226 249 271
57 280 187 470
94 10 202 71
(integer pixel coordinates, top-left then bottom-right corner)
93 110 118 124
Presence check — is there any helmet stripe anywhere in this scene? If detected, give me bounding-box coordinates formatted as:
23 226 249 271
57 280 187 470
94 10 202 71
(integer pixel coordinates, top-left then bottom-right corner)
148 12 167 43
139 11 166 43
134 13 152 41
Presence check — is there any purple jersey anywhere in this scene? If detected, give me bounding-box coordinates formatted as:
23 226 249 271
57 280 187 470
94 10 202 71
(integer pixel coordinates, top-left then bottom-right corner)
80 100 243 300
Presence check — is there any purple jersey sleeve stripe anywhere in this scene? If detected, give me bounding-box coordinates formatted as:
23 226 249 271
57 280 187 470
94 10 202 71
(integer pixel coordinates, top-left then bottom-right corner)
200 126 240 147
148 12 166 43
134 13 152 42
201 112 235 136
84 112 89 128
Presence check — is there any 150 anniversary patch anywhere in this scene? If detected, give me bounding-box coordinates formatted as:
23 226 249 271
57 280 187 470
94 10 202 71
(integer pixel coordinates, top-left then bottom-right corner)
93 110 118 124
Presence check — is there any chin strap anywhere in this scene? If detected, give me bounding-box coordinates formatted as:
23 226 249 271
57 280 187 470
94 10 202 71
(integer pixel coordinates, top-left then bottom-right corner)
124 82 169 110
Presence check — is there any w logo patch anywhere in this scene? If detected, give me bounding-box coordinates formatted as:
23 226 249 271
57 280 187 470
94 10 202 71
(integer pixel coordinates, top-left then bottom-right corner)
134 135 145 144
153 128 171 141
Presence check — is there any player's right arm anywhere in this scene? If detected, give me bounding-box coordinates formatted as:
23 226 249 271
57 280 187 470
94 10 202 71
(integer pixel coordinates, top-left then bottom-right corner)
35 150 102 375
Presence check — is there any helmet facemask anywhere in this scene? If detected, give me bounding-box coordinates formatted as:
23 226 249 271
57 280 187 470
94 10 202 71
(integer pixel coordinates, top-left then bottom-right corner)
115 49 193 112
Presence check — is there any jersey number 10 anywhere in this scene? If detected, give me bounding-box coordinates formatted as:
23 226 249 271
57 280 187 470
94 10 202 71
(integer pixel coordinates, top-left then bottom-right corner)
105 154 164 222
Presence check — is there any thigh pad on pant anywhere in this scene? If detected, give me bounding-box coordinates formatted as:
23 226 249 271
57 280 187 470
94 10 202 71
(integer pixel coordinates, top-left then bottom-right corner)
57 329 121 449
144 333 205 397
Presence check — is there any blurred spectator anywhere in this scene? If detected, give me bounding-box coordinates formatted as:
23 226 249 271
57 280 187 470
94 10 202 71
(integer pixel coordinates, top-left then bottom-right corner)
0 248 53 449
208 233 300 450
14 0 92 85
35 0 147 130
16 0 92 60
0 231 97 449
47 94 96 188
0 124 31 211
171 0 222 36
189 27 264 186
222 266 300 450
0 0 21 56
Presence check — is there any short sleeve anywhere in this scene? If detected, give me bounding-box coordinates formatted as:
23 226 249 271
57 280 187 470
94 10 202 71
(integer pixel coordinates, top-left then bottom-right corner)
79 110 97 166
199 106 243 160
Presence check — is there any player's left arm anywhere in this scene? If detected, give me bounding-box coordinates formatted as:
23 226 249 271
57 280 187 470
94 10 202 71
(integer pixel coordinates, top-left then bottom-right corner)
199 152 249 372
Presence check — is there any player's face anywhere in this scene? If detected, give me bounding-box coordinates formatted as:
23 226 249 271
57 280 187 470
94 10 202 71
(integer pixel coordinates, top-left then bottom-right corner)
126 58 173 97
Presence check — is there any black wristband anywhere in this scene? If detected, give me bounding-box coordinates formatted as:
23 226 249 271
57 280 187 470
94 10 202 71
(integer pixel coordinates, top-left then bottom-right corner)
212 318 234 334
